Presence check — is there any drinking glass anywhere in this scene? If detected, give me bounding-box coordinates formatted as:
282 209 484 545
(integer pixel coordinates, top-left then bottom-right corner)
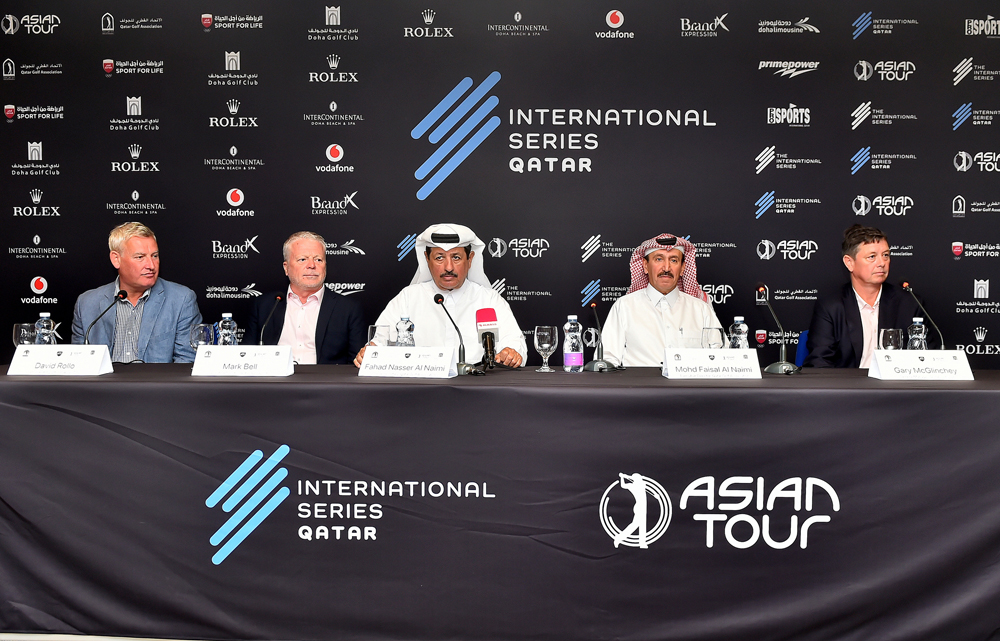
189 323 216 350
534 326 558 372
368 325 395 346
12 323 35 347
878 328 904 351
702 327 726 349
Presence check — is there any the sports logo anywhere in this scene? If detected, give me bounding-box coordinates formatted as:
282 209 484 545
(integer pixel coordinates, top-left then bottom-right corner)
205 445 291 565
954 57 974 85
954 151 973 172
325 144 344 162
852 11 872 39
606 10 624 29
411 71 501 200
953 103 973 130
581 279 600 306
757 240 776 260
599 473 671 549
397 233 417 261
755 191 775 219
30 276 48 294
851 147 870 174
226 188 245 207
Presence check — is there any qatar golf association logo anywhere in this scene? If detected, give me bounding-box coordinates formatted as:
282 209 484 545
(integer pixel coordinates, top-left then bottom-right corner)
600 473 672 549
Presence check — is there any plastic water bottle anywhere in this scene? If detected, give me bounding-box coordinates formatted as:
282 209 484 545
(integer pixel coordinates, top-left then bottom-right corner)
729 316 750 349
563 315 584 372
396 317 415 347
34 312 56 345
218 313 238 346
907 317 928 350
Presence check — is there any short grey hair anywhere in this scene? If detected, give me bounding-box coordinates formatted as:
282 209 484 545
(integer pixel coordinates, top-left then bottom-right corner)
108 222 156 254
282 231 326 261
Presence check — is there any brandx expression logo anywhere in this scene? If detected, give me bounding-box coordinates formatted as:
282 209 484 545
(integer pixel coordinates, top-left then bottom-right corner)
205 444 291 565
411 71 501 200
599 473 672 549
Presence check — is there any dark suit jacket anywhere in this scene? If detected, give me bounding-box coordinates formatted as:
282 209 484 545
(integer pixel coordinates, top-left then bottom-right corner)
804 282 937 368
244 289 366 364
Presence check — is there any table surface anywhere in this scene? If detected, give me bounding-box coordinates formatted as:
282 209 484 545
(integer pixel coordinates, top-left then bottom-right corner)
4 363 998 390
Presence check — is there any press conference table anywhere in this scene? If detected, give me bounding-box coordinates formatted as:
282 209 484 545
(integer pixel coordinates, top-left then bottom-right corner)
2 366 1000 641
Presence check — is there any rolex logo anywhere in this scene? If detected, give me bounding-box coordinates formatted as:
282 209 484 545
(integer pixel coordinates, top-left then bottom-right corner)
30 189 42 204
326 54 340 69
128 144 142 159
422 9 435 25
227 99 240 114
974 327 988 343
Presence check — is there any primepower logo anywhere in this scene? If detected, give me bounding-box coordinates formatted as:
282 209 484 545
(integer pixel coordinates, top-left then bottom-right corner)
411 71 501 200
205 445 290 565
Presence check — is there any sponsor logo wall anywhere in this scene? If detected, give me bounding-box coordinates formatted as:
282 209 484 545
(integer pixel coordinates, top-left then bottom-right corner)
1 3 997 367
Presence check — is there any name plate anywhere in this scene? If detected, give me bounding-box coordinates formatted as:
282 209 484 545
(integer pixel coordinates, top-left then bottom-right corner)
191 345 294 377
868 350 974 381
7 344 113 376
359 346 457 378
662 348 762 379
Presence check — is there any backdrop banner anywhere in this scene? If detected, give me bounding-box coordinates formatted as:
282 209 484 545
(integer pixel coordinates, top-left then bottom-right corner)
2 374 1000 640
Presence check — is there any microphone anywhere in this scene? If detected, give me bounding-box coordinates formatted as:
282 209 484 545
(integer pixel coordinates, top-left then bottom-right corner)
902 282 945 350
757 284 800 375
584 302 616 372
434 294 474 375
85 289 127 345
475 308 498 368
259 295 283 345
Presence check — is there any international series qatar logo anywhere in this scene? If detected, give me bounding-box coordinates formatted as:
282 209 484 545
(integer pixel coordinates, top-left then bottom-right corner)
411 71 501 200
599 473 672 549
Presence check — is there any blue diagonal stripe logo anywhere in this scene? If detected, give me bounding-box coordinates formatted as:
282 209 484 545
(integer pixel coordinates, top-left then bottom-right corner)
952 103 973 130
850 147 870 175
582 279 601 307
852 12 872 39
755 191 775 219
412 72 502 200
397 233 417 261
206 444 290 565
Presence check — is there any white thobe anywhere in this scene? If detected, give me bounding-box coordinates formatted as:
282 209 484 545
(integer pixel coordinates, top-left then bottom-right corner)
373 281 527 365
602 285 723 367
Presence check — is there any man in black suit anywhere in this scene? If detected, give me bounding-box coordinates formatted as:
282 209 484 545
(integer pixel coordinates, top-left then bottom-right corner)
244 231 365 364
805 224 934 368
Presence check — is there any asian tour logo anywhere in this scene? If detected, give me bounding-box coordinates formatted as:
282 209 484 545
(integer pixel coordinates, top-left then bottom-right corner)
205 444 290 565
600 473 672 549
411 71 501 200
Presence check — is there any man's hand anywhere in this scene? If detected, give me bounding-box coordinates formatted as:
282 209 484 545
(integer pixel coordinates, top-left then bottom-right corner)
496 347 522 368
353 343 372 368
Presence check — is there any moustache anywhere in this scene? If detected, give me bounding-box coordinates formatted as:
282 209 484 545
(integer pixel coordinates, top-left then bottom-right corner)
441 270 458 278
657 271 675 278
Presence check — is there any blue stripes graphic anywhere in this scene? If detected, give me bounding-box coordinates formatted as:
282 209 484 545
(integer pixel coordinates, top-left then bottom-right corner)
755 191 775 219
953 103 973 130
412 72 502 200
205 444 290 565
851 147 870 175
852 12 872 39
397 233 417 261
582 280 601 307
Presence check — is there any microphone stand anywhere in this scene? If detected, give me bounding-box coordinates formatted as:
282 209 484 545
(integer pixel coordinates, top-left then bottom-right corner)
902 283 945 349
434 294 476 375
85 289 127 345
759 286 800 375
584 302 615 372
259 295 283 345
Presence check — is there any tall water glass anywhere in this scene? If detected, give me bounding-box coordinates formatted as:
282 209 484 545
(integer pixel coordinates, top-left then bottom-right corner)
534 326 558 372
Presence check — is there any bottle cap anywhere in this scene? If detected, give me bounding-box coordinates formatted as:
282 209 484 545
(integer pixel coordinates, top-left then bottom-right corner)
39 312 50 318
568 315 578 321
734 316 744 322
913 317 923 323
222 313 232 318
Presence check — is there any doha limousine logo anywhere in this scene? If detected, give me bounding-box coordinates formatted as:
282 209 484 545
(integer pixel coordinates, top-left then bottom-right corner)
411 71 501 200
205 444 290 565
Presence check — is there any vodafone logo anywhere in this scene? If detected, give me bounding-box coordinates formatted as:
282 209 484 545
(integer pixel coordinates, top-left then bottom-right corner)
30 276 48 294
325 144 344 163
226 188 244 207
606 10 623 28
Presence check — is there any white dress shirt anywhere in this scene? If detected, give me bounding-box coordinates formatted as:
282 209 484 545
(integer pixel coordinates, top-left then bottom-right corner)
278 286 324 364
854 285 882 369
373 280 527 365
602 285 723 367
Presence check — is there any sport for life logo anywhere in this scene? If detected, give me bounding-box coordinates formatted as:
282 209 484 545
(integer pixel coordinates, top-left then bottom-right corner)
411 72 501 200
205 445 290 565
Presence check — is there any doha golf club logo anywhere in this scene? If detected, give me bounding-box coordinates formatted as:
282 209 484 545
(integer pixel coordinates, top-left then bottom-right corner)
205 445 290 564
411 71 501 200
599 473 672 549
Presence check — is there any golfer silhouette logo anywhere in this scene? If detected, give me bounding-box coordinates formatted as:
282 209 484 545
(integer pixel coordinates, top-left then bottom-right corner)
599 473 671 549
